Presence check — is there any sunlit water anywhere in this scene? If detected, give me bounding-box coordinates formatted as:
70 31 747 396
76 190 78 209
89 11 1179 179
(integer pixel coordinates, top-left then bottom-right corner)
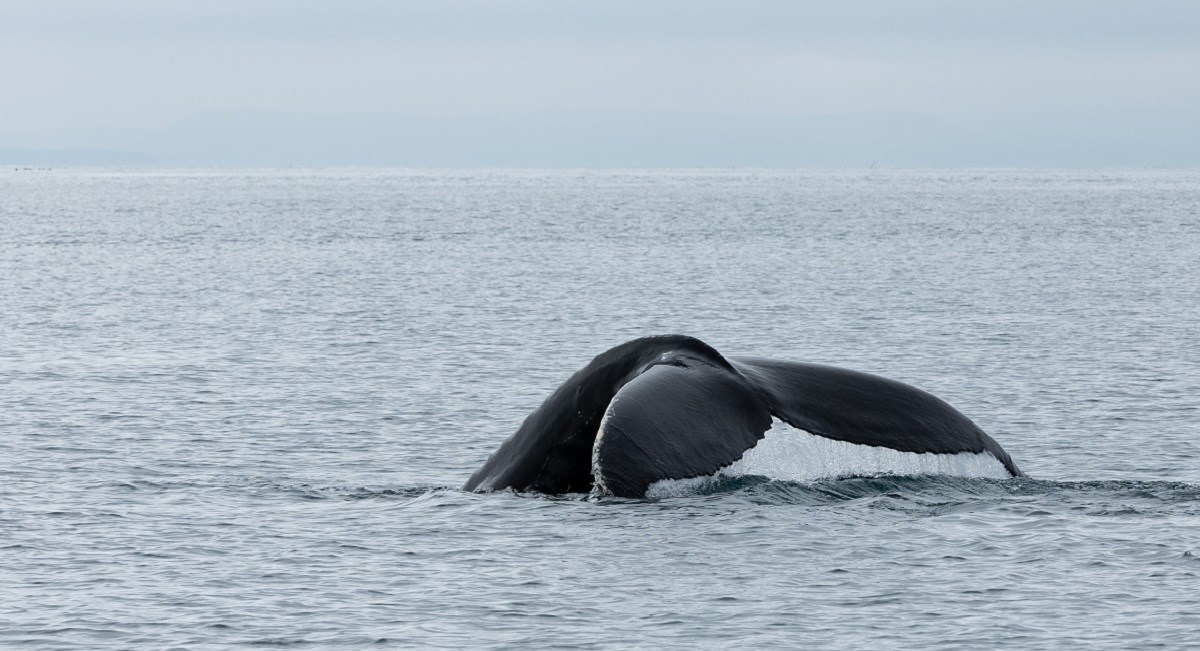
2 168 1199 648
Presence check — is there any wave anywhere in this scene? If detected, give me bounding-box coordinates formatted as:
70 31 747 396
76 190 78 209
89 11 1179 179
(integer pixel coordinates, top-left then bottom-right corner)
636 474 1200 516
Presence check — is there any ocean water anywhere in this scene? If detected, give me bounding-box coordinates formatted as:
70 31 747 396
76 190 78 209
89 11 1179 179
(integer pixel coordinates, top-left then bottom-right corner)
2 168 1199 648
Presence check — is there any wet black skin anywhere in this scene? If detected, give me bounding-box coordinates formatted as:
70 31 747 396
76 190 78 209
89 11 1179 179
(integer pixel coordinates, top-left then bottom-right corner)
463 335 1022 498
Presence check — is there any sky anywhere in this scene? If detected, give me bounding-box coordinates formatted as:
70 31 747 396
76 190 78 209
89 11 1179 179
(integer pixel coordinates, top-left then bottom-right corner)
1 1 1198 166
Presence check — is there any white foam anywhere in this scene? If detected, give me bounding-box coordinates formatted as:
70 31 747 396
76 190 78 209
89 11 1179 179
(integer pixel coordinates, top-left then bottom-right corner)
645 419 1010 498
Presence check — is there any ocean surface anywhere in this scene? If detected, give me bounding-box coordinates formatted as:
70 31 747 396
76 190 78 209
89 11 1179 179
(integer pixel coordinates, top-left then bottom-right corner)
2 168 1199 649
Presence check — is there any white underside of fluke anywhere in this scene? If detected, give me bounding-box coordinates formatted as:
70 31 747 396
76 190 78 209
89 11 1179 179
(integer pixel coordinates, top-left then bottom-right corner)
643 418 1011 498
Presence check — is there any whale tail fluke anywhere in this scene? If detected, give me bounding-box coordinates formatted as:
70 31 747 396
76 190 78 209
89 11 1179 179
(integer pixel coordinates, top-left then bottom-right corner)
464 336 1022 498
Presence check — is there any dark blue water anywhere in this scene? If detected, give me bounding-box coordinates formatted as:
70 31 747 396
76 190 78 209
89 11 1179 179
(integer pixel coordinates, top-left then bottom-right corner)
2 169 1199 648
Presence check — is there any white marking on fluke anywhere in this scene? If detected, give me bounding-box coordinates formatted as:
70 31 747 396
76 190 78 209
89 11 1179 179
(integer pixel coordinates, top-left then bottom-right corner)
590 394 620 498
644 419 1010 498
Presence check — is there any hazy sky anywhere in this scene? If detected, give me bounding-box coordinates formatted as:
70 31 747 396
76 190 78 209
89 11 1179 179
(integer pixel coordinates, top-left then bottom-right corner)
2 1 1198 165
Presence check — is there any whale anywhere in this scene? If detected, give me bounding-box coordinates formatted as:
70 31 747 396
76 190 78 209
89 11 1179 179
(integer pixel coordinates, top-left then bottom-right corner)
463 335 1022 498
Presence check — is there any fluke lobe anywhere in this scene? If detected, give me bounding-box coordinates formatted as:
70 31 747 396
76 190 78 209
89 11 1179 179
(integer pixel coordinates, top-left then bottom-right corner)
463 335 1022 498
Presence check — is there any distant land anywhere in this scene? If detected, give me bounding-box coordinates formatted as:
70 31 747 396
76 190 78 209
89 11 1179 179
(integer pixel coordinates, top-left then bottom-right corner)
2 110 1197 167
0 147 157 166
